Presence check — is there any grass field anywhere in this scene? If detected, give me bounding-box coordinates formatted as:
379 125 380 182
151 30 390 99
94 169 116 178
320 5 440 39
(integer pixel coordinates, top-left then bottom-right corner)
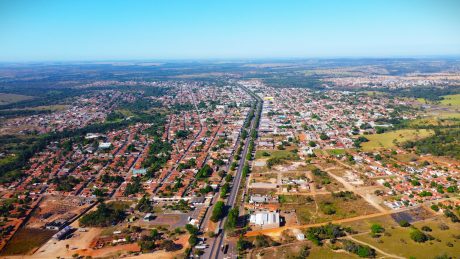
252 241 359 259
353 216 460 259
326 149 346 156
440 94 460 107
0 93 33 105
255 149 298 160
361 129 433 151
416 94 460 107
309 246 360 259
0 228 56 255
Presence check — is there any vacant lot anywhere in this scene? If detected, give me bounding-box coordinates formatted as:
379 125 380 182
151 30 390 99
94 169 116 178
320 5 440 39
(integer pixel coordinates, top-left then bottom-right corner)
0 227 56 255
326 149 346 156
251 241 359 259
354 216 460 259
361 129 433 151
280 194 378 225
255 149 299 160
0 93 33 105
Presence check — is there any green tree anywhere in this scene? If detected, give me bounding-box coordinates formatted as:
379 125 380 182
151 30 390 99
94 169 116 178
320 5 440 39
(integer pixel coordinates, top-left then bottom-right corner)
210 201 225 222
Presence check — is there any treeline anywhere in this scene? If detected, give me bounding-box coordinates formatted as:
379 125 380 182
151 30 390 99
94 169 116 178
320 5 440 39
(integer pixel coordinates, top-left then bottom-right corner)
0 84 168 111
376 86 460 101
0 87 87 110
402 129 460 159
0 109 53 118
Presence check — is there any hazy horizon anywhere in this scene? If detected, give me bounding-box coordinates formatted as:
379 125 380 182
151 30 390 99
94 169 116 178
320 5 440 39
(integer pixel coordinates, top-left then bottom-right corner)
1 0 459 62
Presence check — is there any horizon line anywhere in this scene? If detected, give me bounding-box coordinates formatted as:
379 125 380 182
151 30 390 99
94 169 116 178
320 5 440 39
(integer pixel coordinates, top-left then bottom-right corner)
1 54 460 64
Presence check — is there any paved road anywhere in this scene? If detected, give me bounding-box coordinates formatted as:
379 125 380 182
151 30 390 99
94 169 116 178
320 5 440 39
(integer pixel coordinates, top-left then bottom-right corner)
207 84 262 259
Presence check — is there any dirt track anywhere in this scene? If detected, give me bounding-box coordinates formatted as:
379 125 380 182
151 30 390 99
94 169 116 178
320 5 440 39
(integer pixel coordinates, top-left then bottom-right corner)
245 205 418 238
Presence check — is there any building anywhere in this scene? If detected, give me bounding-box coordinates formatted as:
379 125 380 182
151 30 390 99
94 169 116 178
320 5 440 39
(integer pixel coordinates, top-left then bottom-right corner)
143 213 154 221
249 195 269 204
132 168 147 176
53 226 73 240
249 211 280 229
98 142 112 149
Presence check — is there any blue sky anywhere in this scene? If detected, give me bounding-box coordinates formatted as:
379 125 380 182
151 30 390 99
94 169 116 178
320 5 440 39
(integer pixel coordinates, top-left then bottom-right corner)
0 0 459 61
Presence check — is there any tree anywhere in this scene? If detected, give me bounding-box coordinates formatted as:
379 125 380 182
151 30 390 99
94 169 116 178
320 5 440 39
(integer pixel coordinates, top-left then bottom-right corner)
196 164 213 179
410 229 428 243
447 186 458 193
370 223 384 235
305 223 346 246
421 226 432 232
188 235 198 246
254 235 270 248
211 201 225 222
220 183 230 198
319 133 330 140
136 195 153 213
236 237 252 251
150 228 160 240
161 239 179 252
124 177 144 196
185 224 199 235
398 220 410 227
79 202 126 227
343 240 376 258
225 207 239 230
242 163 250 177
176 130 191 139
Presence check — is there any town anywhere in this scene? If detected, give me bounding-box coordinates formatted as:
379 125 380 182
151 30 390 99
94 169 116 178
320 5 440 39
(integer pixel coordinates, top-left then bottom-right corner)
0 59 459 259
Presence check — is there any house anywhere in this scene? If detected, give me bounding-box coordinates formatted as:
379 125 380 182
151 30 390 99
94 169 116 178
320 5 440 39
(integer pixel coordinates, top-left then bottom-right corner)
143 213 154 221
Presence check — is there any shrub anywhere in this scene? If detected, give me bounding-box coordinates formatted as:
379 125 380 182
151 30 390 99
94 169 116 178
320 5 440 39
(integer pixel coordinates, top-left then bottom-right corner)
410 229 428 243
421 226 432 232
370 223 385 235
398 220 410 227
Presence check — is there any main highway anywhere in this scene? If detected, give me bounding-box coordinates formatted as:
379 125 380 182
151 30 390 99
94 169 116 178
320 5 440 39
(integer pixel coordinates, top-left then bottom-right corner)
205 83 262 259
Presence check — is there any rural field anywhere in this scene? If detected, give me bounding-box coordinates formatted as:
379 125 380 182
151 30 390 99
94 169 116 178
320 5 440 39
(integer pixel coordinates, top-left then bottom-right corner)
0 93 32 105
440 94 460 107
361 129 433 151
353 216 460 259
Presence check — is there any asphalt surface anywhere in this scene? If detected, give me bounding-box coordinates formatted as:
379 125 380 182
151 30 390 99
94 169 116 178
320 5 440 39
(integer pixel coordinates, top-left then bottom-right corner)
206 84 262 259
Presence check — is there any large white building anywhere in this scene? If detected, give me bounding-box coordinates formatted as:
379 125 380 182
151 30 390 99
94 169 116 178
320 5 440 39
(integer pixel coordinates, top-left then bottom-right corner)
249 211 280 229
